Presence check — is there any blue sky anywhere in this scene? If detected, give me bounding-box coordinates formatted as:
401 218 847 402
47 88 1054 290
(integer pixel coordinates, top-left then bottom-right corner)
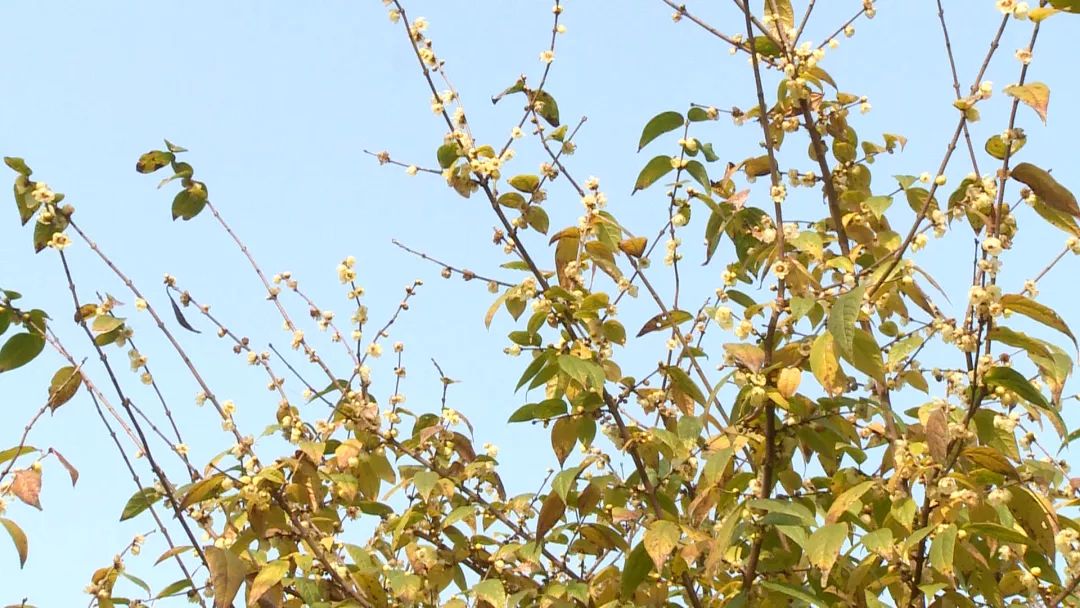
1 1 1078 605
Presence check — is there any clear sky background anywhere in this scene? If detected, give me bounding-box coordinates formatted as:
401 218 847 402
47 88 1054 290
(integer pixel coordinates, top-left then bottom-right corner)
1 1 1078 605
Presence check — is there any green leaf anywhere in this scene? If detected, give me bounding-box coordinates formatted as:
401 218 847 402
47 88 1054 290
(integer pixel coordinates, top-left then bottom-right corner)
827 285 865 358
508 174 540 193
964 522 1032 546
637 111 683 151
806 523 847 577
620 543 653 598
248 559 289 604
684 160 710 191
172 182 209 221
155 579 193 600
1011 162 1080 218
436 143 460 169
1049 0 1079 11
632 156 675 194
515 351 551 391
525 206 549 234
473 579 506 608
0 518 28 568
4 157 32 176
557 355 605 391
687 107 712 122
845 328 885 383
748 499 816 526
507 399 565 423
0 333 46 373
864 195 893 219
491 77 526 104
1000 294 1078 349
413 470 439 499
984 366 1048 408
154 545 193 566
761 581 827 608
46 366 83 411
136 150 175 174
123 572 151 594
985 133 1026 160
663 365 706 406
204 546 247 608
601 319 626 345
643 520 680 569
929 524 958 576
530 90 560 127
120 488 162 521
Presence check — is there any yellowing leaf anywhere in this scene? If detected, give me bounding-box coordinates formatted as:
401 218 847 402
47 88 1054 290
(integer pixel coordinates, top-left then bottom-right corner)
1003 82 1050 124
179 474 227 510
618 236 647 258
643 520 680 569
926 409 949 463
47 366 82 411
1000 293 1078 349
723 343 766 372
248 559 289 605
550 417 577 466
0 518 28 568
806 523 848 581
205 546 247 608
136 150 174 174
536 493 565 539
826 480 876 524
484 290 509 329
961 446 1019 479
810 333 845 396
473 579 507 608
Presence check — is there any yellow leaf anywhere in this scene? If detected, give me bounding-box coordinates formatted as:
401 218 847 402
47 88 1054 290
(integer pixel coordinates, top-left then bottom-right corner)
1003 82 1050 123
248 559 289 605
810 333 846 396
776 367 801 398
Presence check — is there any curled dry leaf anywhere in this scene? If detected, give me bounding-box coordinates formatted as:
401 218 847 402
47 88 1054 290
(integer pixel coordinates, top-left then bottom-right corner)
12 468 42 510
